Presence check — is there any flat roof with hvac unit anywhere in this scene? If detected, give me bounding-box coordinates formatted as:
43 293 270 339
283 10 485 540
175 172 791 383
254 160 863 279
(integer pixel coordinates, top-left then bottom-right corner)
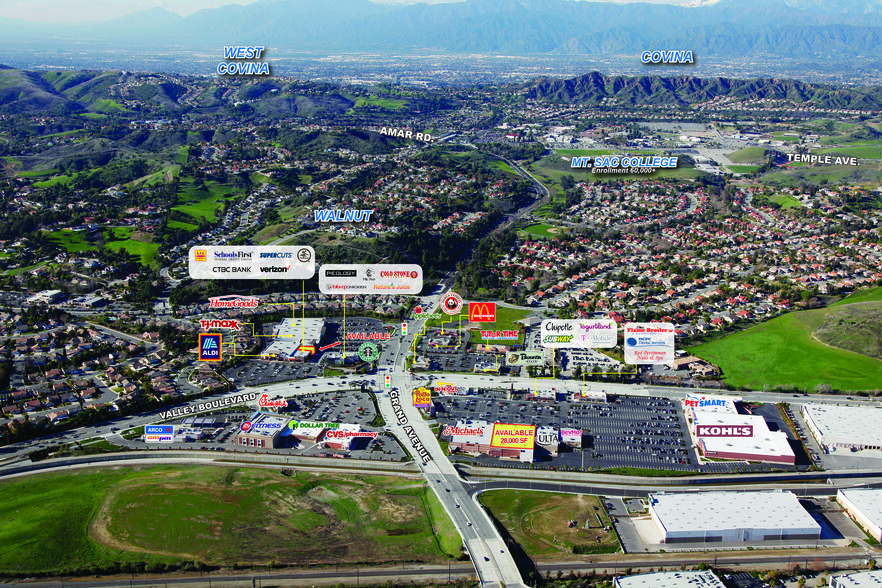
837 488 882 542
262 318 326 361
615 571 726 588
648 490 820 543
692 412 794 465
801 404 882 451
831 571 882 588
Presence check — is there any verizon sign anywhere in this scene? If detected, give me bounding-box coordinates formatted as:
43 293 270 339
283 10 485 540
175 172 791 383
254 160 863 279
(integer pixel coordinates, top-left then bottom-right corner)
695 425 753 437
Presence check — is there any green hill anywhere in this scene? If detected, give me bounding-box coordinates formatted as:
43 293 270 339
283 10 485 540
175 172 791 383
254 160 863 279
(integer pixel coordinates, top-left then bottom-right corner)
689 288 882 392
726 146 771 163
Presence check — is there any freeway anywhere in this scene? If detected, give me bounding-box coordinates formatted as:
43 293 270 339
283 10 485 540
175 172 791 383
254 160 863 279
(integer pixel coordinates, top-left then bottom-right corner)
1 553 874 588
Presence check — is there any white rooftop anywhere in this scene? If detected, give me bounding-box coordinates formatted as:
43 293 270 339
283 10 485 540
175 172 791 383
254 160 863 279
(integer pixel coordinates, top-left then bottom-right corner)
616 571 726 588
832 571 882 588
837 488 882 528
802 404 882 448
239 411 289 438
649 491 820 534
694 412 794 460
448 419 493 445
263 318 325 359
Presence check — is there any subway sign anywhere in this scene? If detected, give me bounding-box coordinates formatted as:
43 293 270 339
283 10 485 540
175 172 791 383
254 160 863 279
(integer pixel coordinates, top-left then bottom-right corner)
695 425 753 437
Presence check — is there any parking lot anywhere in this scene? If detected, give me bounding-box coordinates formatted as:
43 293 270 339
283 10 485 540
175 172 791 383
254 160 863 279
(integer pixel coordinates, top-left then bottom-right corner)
131 392 406 460
224 359 320 387
288 391 377 426
434 392 773 472
569 396 694 469
324 317 388 340
414 329 509 373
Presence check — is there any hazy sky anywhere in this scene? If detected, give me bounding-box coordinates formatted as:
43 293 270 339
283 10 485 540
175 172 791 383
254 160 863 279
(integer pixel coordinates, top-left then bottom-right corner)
0 0 708 23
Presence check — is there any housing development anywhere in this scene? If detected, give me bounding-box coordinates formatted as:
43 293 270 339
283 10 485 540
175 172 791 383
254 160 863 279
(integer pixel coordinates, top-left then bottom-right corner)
0 1 881 587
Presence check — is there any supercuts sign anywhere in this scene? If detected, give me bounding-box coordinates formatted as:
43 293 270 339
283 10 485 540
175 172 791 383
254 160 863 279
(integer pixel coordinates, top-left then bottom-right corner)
695 425 753 437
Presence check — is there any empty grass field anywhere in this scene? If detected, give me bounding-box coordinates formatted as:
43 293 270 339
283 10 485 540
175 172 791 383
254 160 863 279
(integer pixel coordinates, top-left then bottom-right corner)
172 177 238 223
726 165 759 174
351 96 406 110
726 146 770 163
522 223 565 239
479 490 619 558
768 194 802 208
105 227 160 266
689 294 882 391
493 159 518 175
46 229 98 253
815 145 881 160
166 220 199 232
0 465 460 574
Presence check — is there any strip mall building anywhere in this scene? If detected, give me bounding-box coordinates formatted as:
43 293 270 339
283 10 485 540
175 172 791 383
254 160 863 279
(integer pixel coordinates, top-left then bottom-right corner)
683 394 794 465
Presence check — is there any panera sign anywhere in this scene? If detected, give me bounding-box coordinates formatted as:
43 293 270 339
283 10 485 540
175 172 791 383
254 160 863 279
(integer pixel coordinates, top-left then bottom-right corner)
695 425 753 437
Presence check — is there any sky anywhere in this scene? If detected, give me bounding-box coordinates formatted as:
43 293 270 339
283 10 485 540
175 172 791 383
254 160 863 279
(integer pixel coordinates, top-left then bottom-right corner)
0 0 708 23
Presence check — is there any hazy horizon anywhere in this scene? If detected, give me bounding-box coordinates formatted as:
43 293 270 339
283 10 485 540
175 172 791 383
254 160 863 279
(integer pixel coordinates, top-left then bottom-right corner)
0 0 718 24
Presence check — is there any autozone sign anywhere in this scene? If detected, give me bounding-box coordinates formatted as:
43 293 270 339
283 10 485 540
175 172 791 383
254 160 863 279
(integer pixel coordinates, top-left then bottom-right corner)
695 425 753 437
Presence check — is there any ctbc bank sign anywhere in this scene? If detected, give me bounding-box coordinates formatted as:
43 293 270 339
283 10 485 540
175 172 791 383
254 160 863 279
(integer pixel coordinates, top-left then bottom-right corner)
695 425 753 437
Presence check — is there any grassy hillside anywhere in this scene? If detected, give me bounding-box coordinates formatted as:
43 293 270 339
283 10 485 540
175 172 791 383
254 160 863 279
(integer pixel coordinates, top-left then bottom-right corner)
726 146 770 163
0 465 460 574
480 490 619 558
689 289 882 391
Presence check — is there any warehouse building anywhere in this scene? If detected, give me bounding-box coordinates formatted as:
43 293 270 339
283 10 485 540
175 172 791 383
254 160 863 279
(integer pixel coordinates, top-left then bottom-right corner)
648 490 820 543
691 412 795 465
236 411 289 449
837 488 882 542
831 571 882 588
262 318 326 361
801 404 882 452
615 571 726 588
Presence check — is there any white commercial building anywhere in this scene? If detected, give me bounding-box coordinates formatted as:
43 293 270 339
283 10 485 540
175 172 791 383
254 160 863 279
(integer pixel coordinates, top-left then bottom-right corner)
691 412 795 465
235 411 289 449
831 571 882 588
648 490 821 543
262 318 326 361
615 571 726 588
801 404 882 452
837 488 882 542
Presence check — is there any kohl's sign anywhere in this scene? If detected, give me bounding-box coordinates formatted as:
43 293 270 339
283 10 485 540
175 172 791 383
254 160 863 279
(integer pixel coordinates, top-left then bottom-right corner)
695 425 753 437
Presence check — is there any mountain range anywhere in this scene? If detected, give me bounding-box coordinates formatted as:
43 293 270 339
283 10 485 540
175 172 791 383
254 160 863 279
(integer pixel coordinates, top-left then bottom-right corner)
1 0 881 58
2 66 881 115
520 71 882 109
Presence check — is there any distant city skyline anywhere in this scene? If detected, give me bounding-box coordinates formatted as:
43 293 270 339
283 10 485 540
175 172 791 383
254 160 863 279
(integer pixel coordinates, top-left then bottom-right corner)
0 0 718 24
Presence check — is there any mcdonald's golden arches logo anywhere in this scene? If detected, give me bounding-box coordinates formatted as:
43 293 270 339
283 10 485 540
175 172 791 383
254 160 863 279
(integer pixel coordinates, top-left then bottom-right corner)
468 302 496 322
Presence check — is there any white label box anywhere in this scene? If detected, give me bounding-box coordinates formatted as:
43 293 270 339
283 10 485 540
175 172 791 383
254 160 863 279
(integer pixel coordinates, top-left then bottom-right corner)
188 246 315 280
624 322 675 364
319 264 422 295
540 319 617 348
